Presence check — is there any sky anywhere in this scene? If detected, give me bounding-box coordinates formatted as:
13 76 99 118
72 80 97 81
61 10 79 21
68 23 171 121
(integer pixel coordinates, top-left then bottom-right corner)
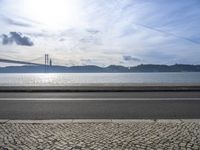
0 0 200 66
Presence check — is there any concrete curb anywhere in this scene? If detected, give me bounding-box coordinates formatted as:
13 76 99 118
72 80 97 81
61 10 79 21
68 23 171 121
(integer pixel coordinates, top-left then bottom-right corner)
0 120 9 123
156 119 182 123
7 120 73 124
181 119 200 123
1 85 200 92
73 119 111 123
112 119 154 123
2 119 200 124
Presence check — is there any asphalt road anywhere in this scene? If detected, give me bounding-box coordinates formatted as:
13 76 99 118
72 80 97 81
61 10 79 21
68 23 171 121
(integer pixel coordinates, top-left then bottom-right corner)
0 92 200 119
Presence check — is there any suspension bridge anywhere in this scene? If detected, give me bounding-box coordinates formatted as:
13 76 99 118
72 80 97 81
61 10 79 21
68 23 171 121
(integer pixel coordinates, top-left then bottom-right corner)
0 54 53 66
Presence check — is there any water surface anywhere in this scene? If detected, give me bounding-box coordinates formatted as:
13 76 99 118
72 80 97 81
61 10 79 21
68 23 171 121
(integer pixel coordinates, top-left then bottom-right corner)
0 72 200 86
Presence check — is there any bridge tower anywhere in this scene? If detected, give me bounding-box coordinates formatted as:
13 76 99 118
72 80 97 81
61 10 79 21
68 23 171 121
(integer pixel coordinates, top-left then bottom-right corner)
45 54 49 72
45 54 49 65
50 59 52 66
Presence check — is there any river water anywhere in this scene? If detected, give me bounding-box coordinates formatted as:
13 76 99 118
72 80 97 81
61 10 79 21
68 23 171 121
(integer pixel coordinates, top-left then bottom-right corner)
0 72 200 86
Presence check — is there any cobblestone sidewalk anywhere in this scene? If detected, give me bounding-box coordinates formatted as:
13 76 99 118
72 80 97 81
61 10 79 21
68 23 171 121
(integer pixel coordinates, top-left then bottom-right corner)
0 120 200 150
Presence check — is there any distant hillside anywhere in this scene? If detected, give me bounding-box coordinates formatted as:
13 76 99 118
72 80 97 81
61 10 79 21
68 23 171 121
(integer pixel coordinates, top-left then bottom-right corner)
130 64 200 72
0 64 200 73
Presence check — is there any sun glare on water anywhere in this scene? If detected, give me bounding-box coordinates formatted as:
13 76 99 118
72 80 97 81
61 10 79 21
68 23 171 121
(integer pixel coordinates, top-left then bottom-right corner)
24 0 80 30
36 73 59 85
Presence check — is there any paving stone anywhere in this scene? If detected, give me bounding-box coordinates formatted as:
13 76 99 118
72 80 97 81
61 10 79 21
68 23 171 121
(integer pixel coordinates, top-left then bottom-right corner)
0 122 199 149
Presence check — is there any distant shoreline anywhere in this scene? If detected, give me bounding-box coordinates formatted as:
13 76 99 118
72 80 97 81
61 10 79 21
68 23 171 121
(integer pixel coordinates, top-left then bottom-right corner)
1 64 200 73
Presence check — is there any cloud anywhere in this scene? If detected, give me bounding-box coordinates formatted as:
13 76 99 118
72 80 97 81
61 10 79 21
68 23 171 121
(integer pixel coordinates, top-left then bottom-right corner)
1 32 34 46
86 29 100 34
2 34 11 45
3 16 32 27
123 56 141 62
81 59 93 65
59 38 65 42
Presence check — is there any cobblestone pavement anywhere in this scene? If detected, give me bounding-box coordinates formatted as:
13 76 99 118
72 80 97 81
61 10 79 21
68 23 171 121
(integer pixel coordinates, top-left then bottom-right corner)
0 121 200 150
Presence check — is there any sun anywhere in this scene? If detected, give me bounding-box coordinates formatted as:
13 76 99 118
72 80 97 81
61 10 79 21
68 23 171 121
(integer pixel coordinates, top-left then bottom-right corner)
24 0 79 30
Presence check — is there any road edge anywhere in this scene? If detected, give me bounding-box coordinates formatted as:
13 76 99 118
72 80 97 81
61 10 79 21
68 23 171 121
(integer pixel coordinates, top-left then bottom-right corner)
1 119 200 124
1 85 200 92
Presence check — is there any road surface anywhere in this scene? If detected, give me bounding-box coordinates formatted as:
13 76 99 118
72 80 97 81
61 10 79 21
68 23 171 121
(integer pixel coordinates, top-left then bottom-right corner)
0 91 200 119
